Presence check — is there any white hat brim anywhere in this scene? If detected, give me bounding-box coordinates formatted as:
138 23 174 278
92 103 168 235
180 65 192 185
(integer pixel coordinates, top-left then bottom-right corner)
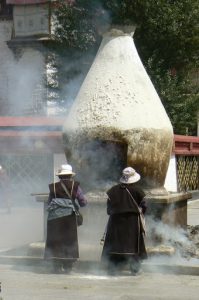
56 171 76 176
119 173 140 184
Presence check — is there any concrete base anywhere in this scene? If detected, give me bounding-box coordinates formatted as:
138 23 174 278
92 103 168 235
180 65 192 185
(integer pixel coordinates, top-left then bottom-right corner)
146 192 192 227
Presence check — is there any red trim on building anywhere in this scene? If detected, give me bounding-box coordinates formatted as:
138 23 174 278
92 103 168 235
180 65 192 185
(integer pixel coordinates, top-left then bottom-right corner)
0 132 63 154
0 117 199 156
0 117 64 154
6 0 48 4
0 116 65 127
173 135 199 156
0 130 61 137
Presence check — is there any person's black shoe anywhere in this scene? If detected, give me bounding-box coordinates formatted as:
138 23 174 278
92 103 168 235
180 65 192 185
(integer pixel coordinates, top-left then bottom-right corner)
130 269 143 276
62 263 73 274
129 258 142 276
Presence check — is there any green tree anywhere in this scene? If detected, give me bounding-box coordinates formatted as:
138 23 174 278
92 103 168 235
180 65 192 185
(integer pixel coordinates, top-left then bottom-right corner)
52 0 199 135
146 58 199 135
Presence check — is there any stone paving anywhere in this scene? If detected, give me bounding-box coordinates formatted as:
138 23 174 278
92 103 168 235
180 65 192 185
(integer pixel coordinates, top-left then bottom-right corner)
1 263 199 300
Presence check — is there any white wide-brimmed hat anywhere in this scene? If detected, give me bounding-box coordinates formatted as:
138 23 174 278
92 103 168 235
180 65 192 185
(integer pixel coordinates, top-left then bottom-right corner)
56 164 76 176
120 167 140 184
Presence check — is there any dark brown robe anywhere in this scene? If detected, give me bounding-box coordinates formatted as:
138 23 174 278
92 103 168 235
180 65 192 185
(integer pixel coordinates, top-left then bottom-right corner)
44 180 80 262
101 183 147 264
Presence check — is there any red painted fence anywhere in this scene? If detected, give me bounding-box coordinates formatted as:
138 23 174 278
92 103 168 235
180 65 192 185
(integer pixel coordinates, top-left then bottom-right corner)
6 0 48 4
0 117 198 155
174 134 199 156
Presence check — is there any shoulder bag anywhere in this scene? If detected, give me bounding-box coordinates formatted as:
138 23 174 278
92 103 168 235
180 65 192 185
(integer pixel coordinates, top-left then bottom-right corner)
47 182 74 221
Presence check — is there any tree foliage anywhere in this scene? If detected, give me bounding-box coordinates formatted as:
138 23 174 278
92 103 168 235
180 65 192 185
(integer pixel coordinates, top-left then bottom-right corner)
53 0 199 135
146 58 198 135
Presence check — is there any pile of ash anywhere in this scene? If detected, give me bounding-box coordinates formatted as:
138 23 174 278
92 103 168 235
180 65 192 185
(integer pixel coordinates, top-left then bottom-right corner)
174 225 199 259
146 222 199 260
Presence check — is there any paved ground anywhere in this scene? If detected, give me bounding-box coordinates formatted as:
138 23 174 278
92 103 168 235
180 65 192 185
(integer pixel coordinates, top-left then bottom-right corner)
187 198 199 226
0 195 199 300
1 263 199 300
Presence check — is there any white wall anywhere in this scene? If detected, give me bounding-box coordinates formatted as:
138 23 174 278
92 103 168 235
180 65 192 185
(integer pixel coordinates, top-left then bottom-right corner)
164 154 178 192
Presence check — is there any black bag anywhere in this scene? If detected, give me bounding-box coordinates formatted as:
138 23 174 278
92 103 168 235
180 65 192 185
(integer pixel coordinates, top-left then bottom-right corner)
61 181 83 226
76 210 83 226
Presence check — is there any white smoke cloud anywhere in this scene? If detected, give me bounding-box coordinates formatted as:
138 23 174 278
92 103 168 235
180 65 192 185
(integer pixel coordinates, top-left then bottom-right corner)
145 215 198 266
7 48 45 115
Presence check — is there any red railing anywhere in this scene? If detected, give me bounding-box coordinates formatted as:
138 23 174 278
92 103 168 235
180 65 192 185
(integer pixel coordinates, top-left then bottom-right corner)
0 116 65 127
6 0 48 4
174 135 199 156
0 117 199 156
0 117 64 153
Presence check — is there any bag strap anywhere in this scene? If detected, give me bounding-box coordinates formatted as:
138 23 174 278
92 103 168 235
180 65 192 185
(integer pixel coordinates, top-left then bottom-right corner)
61 181 78 212
125 187 141 215
61 180 73 199
125 187 146 235
53 181 57 198
53 165 56 198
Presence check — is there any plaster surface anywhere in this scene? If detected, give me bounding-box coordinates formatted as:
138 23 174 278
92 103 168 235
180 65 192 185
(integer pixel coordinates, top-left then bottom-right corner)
63 28 173 189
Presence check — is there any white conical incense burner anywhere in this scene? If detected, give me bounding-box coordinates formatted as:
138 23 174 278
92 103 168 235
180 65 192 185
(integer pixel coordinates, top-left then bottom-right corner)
63 27 173 192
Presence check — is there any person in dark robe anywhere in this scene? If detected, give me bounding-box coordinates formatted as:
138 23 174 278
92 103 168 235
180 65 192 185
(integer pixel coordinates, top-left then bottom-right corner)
101 167 147 275
44 164 87 273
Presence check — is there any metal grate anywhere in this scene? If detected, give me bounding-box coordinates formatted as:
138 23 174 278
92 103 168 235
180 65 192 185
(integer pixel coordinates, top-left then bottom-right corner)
0 154 53 205
177 156 199 191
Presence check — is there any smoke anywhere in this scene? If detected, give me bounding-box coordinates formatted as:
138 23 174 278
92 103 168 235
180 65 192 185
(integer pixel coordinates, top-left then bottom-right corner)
5 48 44 116
145 215 198 266
69 140 127 191
0 153 53 256
1 43 91 117
0 2 113 118
0 43 53 257
0 204 43 251
52 52 95 116
0 26 98 265
147 216 190 247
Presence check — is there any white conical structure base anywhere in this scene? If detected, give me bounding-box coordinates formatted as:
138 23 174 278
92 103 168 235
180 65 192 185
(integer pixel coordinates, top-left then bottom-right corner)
63 28 173 191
